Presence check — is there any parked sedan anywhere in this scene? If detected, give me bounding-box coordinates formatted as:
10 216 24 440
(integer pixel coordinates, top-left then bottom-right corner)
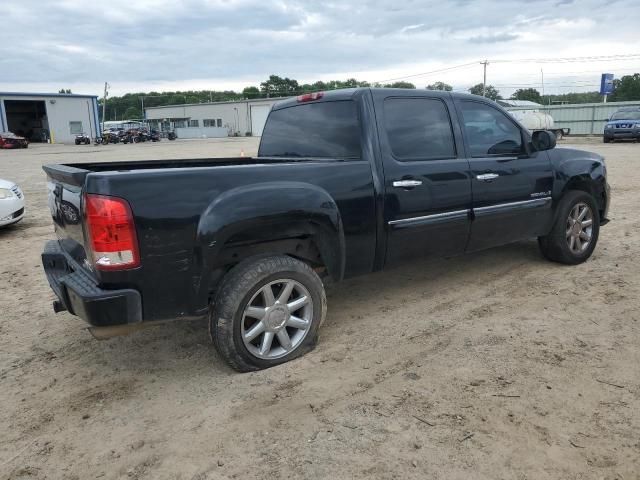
0 179 25 227
0 132 29 149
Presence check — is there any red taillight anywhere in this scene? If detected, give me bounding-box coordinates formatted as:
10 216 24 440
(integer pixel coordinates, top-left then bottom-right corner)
297 92 324 102
84 193 140 270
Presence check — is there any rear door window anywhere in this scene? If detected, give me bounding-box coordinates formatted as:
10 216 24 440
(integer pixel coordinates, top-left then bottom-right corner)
383 98 456 161
259 101 361 159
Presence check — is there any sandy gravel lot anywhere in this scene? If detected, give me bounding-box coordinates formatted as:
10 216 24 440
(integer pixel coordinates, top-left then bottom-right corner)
0 137 638 480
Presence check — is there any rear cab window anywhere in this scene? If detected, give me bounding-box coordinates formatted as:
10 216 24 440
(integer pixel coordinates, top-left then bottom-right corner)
258 101 361 159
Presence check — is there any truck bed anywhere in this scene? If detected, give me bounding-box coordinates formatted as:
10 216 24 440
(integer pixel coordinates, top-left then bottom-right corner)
42 157 289 184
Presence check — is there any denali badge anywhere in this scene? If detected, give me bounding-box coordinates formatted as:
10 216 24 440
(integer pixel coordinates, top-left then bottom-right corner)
531 191 551 198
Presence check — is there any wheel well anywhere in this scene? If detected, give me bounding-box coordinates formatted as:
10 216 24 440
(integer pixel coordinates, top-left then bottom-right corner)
564 177 605 218
219 237 324 270
206 236 331 301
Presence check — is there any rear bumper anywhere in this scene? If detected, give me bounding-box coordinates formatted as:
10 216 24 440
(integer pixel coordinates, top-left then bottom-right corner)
42 240 142 327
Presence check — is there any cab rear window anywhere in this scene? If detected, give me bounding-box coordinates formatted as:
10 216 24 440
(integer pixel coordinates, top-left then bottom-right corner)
258 101 361 159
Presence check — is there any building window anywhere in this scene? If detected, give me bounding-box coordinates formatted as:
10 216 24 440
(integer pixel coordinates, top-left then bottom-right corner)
204 118 223 128
188 119 199 128
69 121 83 134
173 120 185 129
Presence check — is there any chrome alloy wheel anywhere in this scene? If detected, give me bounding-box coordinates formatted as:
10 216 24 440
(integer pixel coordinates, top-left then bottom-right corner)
566 202 594 254
241 279 313 360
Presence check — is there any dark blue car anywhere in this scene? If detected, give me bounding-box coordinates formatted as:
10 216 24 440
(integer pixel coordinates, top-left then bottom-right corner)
603 106 640 143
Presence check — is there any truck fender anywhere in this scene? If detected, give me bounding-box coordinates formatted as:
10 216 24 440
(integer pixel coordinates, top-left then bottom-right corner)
196 181 346 281
551 155 608 220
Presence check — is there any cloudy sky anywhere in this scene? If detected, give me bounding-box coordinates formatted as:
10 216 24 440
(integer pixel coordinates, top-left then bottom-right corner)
1 0 639 97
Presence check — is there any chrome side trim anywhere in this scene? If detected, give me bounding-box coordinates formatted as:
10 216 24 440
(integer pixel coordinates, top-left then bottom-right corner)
388 209 469 228
474 197 551 216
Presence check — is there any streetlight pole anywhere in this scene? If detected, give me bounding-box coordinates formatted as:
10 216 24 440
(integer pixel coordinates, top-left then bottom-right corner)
101 82 109 133
140 96 145 120
480 60 489 97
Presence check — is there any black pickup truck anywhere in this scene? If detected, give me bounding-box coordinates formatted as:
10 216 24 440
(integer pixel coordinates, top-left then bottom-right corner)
42 88 610 371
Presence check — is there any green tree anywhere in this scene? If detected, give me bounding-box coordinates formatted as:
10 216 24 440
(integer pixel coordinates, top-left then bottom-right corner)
58 88 72 94
609 73 640 101
511 88 542 103
469 83 501 100
540 91 601 104
123 106 141 119
260 75 300 97
426 81 452 91
382 81 416 89
242 86 262 99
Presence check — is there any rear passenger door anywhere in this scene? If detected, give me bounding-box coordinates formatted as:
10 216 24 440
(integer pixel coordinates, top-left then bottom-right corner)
454 99 554 252
374 92 473 266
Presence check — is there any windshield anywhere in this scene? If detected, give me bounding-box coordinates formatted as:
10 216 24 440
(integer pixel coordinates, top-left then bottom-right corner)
610 110 640 121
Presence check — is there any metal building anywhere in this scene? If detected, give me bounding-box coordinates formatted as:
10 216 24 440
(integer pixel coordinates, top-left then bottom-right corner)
506 100 640 135
144 97 286 138
0 92 100 144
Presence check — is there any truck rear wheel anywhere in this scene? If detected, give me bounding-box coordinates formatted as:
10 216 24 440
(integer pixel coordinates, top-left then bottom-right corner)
210 255 326 372
538 190 600 265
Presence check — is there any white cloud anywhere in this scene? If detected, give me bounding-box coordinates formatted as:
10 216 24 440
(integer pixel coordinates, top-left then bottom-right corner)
0 0 638 97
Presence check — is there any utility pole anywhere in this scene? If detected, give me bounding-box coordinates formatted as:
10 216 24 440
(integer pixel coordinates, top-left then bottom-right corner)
101 82 109 133
480 60 489 97
140 96 145 119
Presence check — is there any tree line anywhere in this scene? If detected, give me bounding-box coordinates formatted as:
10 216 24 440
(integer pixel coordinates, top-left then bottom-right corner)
95 73 640 120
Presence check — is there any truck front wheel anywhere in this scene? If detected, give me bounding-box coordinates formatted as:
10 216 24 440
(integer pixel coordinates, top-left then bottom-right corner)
210 255 327 372
538 190 600 265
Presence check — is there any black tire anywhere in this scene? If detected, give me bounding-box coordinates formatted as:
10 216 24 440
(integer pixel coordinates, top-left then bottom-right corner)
538 190 600 265
210 255 326 372
75 140 80 145
603 136 611 143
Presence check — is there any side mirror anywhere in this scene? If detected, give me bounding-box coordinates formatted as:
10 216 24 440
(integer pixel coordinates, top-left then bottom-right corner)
532 130 556 151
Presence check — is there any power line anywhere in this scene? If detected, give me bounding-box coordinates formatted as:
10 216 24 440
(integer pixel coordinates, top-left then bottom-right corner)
364 54 639 86
503 67 639 79
490 53 640 64
372 61 478 84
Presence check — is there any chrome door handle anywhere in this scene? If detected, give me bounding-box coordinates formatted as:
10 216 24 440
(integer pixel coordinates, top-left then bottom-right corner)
476 173 499 181
393 180 422 188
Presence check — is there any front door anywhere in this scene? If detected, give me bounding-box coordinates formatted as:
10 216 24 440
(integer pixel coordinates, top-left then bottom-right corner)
454 99 554 252
374 91 473 266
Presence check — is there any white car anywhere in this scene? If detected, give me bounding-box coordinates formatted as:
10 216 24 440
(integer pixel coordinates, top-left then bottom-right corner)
0 179 25 227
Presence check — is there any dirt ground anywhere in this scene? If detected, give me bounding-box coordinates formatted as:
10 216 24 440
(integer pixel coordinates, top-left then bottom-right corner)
0 137 638 480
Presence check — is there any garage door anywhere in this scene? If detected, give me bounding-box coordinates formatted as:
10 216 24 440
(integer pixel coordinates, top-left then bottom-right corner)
250 105 271 136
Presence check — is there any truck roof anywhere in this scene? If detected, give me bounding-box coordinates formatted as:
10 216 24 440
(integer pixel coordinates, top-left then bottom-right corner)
272 87 490 110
